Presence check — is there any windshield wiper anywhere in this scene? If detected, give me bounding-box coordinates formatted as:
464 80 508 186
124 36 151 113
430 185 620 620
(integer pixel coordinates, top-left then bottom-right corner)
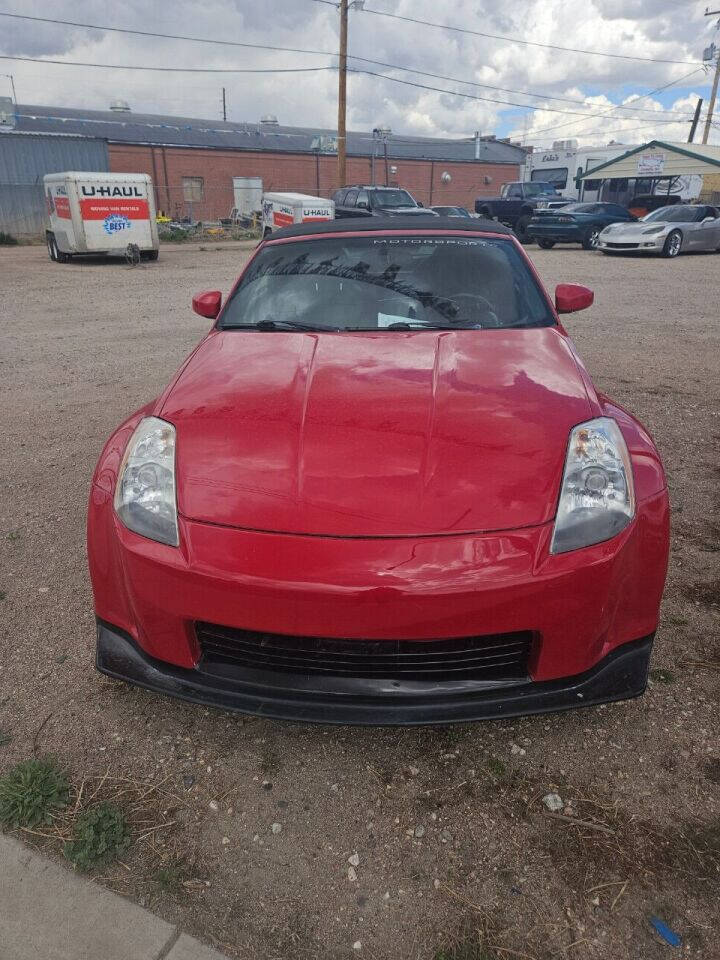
224 319 340 332
346 322 480 331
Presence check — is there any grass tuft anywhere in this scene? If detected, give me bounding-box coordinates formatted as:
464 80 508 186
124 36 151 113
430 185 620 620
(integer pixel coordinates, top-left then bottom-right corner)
434 937 495 960
0 758 69 827
64 801 130 871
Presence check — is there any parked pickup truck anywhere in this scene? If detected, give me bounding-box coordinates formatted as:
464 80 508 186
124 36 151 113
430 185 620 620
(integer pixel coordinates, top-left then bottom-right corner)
475 182 569 242
332 185 438 219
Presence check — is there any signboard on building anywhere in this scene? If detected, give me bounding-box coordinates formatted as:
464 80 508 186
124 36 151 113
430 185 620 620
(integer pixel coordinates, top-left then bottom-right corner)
637 153 665 176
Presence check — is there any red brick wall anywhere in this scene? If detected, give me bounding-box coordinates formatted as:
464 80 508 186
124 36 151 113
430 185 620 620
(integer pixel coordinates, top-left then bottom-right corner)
109 143 519 220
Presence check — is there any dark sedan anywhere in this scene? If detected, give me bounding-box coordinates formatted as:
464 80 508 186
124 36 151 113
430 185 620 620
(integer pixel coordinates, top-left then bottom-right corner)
528 202 636 250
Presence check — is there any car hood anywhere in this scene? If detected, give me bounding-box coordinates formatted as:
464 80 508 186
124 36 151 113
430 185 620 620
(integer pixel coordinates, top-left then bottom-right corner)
601 220 675 237
161 328 592 537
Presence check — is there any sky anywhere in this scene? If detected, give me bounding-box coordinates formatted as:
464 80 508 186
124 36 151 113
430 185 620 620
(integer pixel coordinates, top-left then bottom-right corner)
1 0 719 148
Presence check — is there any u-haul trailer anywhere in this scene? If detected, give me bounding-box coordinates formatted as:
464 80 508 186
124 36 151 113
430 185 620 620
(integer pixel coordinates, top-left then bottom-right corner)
261 192 334 237
44 172 159 262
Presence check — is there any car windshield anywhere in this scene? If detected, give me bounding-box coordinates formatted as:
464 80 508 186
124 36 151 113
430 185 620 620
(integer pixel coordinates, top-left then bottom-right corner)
219 235 555 332
372 189 416 208
642 205 703 223
524 183 557 196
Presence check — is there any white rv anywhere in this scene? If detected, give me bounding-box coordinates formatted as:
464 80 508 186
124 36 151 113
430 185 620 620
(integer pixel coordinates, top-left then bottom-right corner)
525 141 702 205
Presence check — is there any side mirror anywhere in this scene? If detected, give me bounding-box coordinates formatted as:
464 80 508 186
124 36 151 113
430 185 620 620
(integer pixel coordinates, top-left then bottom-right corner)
555 283 594 315
417 201 424 207
192 290 222 319
702 216 715 224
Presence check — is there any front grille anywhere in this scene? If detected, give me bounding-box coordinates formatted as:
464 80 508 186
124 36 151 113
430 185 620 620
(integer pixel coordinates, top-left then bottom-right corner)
606 241 640 249
196 623 532 682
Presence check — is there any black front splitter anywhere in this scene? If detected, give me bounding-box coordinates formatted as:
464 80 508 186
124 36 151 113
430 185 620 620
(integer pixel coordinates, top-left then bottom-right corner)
96 620 654 726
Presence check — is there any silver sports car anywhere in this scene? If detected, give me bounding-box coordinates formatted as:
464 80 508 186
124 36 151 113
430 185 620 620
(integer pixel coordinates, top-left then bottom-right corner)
597 203 720 258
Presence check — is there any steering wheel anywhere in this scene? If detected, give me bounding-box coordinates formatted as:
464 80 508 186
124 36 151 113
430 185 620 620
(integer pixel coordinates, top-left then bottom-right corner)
442 292 501 327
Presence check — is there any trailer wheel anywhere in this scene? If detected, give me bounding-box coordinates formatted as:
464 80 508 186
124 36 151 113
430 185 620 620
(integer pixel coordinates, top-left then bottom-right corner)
142 249 159 261
46 232 58 262
55 248 71 264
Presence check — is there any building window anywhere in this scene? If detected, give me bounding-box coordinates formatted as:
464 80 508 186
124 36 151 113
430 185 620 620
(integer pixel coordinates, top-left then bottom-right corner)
182 177 204 202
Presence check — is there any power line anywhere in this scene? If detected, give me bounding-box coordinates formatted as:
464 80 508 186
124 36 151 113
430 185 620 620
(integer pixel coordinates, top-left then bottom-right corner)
1 52 695 127
0 55 335 75
0 11 693 119
308 0 702 66
523 67 705 139
349 68 693 122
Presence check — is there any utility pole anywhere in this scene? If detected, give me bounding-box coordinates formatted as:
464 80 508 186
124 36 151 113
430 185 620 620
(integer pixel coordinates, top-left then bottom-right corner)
689 97 703 141
222 87 227 122
337 0 349 186
702 8 720 144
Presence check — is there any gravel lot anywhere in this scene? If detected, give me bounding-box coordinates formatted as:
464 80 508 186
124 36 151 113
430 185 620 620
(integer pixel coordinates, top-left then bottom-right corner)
1 240 718 960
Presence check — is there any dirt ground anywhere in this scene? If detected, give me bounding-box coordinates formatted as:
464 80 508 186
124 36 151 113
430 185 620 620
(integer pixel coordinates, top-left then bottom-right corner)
1 240 718 960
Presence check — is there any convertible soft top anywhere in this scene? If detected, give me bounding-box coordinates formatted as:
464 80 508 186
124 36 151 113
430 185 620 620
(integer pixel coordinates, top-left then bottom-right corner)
268 215 515 240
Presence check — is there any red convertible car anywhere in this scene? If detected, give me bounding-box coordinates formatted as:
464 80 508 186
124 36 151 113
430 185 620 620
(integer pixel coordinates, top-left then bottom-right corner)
88 218 669 724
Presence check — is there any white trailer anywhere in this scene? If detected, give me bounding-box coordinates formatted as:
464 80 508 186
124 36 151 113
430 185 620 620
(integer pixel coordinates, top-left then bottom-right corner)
44 172 159 262
261 192 334 237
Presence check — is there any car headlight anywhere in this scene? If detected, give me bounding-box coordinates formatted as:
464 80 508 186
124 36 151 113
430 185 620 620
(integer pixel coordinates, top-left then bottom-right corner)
551 418 634 554
114 417 179 546
642 226 665 235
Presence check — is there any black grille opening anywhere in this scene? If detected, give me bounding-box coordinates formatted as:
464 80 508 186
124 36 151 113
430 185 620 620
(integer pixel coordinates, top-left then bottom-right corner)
196 622 532 682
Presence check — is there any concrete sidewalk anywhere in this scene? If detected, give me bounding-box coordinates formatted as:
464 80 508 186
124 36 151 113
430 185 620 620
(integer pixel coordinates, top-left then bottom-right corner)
0 834 229 960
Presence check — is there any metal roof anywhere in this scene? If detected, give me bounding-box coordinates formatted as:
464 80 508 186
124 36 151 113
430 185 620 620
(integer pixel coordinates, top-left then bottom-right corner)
13 103 526 165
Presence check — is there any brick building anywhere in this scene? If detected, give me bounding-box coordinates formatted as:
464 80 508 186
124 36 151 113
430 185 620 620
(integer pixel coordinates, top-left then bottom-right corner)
7 103 527 224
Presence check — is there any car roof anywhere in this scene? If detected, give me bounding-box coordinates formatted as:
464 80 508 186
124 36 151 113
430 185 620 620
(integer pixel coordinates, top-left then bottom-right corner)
338 185 409 190
268 216 513 240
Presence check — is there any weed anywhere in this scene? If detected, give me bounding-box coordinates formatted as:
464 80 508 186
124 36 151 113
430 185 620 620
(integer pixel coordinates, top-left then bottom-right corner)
663 614 688 626
0 730 10 747
0 758 69 827
6 530 21 542
152 857 188 893
0 590 6 601
650 668 674 684
486 757 506 778
434 936 494 960
64 802 130 871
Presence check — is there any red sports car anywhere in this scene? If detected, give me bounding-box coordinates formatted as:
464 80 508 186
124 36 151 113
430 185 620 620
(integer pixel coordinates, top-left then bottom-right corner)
88 218 669 725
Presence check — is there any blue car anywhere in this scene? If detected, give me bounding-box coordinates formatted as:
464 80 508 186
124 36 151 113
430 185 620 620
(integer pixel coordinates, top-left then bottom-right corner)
527 202 637 251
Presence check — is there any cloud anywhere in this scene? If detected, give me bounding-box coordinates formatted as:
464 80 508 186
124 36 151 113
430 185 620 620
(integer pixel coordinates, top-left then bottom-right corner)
0 0 717 145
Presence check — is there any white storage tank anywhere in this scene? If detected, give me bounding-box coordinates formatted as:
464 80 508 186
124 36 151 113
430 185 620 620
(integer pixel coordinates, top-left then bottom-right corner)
233 177 263 219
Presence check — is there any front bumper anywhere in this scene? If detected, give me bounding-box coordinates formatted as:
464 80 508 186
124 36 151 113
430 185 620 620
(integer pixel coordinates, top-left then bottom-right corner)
89 482 669 724
598 235 665 252
97 620 654 725
527 224 583 243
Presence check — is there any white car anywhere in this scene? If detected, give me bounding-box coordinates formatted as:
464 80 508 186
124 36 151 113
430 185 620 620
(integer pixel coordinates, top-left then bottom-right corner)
597 204 720 258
